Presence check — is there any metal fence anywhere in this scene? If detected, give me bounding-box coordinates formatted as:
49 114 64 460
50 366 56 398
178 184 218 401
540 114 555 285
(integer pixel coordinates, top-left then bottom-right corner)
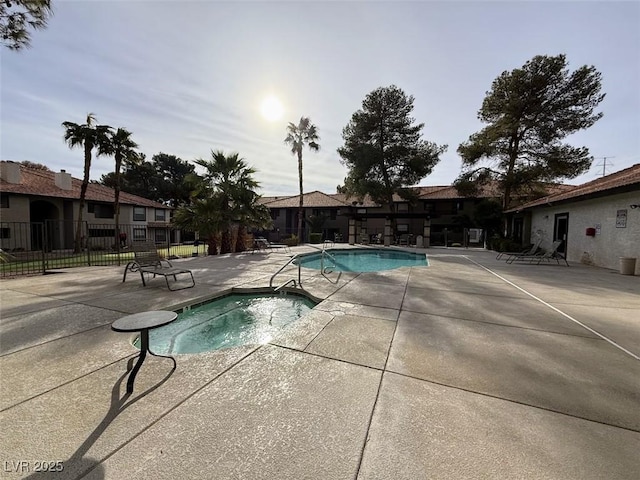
0 221 197 277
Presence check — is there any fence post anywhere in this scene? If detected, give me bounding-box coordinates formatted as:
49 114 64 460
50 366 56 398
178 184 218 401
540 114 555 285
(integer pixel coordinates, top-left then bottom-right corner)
40 222 46 274
85 222 91 266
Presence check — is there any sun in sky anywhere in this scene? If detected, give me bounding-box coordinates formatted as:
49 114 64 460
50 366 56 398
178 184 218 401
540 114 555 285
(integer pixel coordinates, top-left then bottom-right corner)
260 95 284 122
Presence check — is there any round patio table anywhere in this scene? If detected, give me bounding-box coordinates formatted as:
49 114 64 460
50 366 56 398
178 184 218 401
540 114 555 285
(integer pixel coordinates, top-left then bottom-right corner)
112 311 177 393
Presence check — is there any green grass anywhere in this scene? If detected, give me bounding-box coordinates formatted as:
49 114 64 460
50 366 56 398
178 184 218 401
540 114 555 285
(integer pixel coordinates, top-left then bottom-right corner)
161 244 208 257
0 244 209 275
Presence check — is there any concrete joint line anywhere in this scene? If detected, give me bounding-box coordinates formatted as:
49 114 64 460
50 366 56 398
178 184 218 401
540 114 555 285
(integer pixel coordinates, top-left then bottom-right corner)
464 256 640 361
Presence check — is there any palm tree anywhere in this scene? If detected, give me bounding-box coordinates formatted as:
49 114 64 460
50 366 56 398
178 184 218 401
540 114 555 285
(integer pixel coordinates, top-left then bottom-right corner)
229 176 272 252
175 150 271 254
284 117 320 242
62 113 112 252
104 128 139 248
172 194 225 255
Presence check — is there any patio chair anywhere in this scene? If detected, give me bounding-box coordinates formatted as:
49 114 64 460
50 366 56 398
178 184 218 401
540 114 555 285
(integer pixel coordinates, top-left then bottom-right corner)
122 240 195 290
507 240 568 266
496 237 543 261
252 237 290 254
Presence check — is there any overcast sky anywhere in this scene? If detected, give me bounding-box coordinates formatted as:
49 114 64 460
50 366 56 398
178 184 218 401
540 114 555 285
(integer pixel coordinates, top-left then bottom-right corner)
2 0 639 197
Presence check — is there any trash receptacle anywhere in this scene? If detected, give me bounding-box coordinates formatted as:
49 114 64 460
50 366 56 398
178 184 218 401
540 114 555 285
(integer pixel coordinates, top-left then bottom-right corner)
619 257 637 275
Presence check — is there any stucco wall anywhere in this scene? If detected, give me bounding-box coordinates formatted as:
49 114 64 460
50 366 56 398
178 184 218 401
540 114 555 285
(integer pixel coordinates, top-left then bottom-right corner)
0 195 30 222
529 190 640 274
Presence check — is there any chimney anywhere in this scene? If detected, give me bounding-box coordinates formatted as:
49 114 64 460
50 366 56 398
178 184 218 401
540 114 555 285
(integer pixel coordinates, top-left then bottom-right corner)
54 169 72 190
0 161 22 184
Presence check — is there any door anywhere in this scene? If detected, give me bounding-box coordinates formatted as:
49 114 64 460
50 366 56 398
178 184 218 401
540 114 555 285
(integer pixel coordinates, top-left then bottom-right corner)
553 213 569 255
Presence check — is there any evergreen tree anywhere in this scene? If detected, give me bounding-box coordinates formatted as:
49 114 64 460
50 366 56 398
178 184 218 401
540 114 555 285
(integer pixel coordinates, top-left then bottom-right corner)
1 0 52 50
455 54 605 209
152 153 197 207
338 85 446 210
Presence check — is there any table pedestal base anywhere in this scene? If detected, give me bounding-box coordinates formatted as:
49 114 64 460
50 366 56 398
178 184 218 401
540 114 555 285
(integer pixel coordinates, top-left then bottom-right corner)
126 329 176 393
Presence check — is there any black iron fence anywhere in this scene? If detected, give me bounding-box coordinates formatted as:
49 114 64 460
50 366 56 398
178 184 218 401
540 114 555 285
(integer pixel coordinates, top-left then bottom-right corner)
0 221 204 277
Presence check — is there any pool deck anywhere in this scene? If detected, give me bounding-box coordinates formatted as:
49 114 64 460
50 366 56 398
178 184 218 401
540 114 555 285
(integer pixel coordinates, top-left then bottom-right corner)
1 245 639 479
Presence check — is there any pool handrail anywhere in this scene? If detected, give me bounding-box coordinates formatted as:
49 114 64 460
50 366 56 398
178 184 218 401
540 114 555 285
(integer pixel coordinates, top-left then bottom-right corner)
307 244 342 284
269 254 302 289
268 246 341 290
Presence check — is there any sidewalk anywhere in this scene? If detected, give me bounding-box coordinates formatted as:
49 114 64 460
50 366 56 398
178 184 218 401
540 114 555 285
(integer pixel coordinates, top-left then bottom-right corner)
1 246 639 479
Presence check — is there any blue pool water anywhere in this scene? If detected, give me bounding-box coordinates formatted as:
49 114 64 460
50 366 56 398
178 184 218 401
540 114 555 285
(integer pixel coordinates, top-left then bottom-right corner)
296 248 428 272
136 293 316 354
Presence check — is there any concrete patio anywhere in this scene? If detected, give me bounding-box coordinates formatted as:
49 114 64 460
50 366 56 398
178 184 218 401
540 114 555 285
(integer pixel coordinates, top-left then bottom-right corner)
1 246 639 479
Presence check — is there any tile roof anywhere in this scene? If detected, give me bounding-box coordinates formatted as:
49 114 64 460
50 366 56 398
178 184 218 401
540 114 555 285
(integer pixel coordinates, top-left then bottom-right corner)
0 161 169 208
260 190 351 208
261 184 501 208
331 193 381 207
418 185 469 200
507 164 640 212
255 178 578 210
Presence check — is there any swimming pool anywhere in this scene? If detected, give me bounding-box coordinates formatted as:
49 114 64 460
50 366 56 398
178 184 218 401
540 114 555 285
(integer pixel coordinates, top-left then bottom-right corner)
135 292 317 354
296 248 428 272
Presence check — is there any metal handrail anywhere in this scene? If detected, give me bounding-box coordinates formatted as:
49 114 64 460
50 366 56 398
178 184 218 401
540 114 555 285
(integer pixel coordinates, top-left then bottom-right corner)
273 278 297 292
310 243 341 283
268 245 341 290
269 254 302 289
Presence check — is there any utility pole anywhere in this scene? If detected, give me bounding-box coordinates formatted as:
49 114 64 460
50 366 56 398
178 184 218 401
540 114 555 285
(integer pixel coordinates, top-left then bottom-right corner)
594 156 615 177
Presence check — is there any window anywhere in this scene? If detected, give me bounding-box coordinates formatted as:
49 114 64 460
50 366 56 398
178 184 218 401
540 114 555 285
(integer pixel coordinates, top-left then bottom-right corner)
155 209 166 221
0 227 10 239
356 208 367 214
330 209 336 220
133 228 146 240
397 224 409 232
88 202 114 219
397 203 409 213
434 201 454 215
155 229 167 243
88 228 115 238
1 194 9 208
133 207 146 221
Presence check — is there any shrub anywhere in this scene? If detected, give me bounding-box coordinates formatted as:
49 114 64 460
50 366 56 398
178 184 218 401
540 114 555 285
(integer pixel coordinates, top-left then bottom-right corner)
309 233 323 244
283 235 299 247
488 235 522 252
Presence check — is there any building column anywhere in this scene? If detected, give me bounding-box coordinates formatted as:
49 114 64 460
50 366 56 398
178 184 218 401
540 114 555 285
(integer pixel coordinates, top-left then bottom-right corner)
348 218 356 245
359 221 368 244
423 218 431 248
384 218 392 246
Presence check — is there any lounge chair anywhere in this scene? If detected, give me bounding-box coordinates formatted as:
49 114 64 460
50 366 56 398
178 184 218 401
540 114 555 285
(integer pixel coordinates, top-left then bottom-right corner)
122 240 195 290
252 237 290 254
497 237 543 261
507 240 568 266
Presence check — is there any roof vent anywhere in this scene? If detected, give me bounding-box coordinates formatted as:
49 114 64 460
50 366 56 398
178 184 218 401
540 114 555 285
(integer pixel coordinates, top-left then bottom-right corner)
55 170 72 190
0 161 22 184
